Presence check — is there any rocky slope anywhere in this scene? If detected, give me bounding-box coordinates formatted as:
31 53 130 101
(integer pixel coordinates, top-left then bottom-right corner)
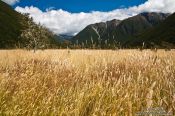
72 12 169 48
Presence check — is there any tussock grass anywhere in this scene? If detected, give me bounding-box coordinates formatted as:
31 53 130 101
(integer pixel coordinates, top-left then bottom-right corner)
0 50 175 115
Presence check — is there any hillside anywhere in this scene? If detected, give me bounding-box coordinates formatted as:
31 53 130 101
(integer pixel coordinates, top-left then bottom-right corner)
72 12 169 48
0 1 58 49
0 1 24 48
72 19 121 48
127 13 175 48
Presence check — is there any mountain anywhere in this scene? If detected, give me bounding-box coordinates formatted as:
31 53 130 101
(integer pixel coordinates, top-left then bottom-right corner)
55 34 73 42
54 34 72 48
126 13 175 48
72 12 169 48
72 19 121 48
0 1 24 48
0 1 58 49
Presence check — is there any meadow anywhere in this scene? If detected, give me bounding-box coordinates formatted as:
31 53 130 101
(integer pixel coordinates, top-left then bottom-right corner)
0 50 174 115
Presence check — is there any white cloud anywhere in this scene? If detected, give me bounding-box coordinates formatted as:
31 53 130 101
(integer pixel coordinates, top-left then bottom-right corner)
15 0 175 35
2 0 19 5
128 0 175 13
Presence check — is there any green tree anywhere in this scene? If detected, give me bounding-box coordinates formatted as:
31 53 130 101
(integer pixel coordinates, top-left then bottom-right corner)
20 14 55 52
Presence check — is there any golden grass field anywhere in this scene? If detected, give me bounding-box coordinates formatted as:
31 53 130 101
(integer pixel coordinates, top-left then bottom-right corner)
0 49 175 116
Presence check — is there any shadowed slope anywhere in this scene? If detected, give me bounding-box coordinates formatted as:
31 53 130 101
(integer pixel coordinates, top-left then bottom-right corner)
72 12 169 48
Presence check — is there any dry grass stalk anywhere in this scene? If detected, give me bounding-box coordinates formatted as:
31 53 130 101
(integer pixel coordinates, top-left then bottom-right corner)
0 50 174 115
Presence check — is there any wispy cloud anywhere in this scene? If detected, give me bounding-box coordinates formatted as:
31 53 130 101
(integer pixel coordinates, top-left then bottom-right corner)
15 0 175 35
46 7 55 12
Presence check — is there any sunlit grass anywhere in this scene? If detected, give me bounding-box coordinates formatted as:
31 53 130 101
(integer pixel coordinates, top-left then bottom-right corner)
0 49 175 115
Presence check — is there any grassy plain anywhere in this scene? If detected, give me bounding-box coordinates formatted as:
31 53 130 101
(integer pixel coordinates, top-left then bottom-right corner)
0 50 175 115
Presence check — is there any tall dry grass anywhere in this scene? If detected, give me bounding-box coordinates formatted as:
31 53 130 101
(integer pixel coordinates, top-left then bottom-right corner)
0 50 174 115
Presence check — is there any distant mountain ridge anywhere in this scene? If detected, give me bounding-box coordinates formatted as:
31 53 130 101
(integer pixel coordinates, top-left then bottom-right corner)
72 12 170 48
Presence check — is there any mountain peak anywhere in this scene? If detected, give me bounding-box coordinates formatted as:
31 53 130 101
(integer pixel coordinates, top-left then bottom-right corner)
72 12 170 48
138 12 170 26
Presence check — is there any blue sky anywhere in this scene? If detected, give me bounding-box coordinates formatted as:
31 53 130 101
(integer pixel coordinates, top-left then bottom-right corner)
13 0 147 12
